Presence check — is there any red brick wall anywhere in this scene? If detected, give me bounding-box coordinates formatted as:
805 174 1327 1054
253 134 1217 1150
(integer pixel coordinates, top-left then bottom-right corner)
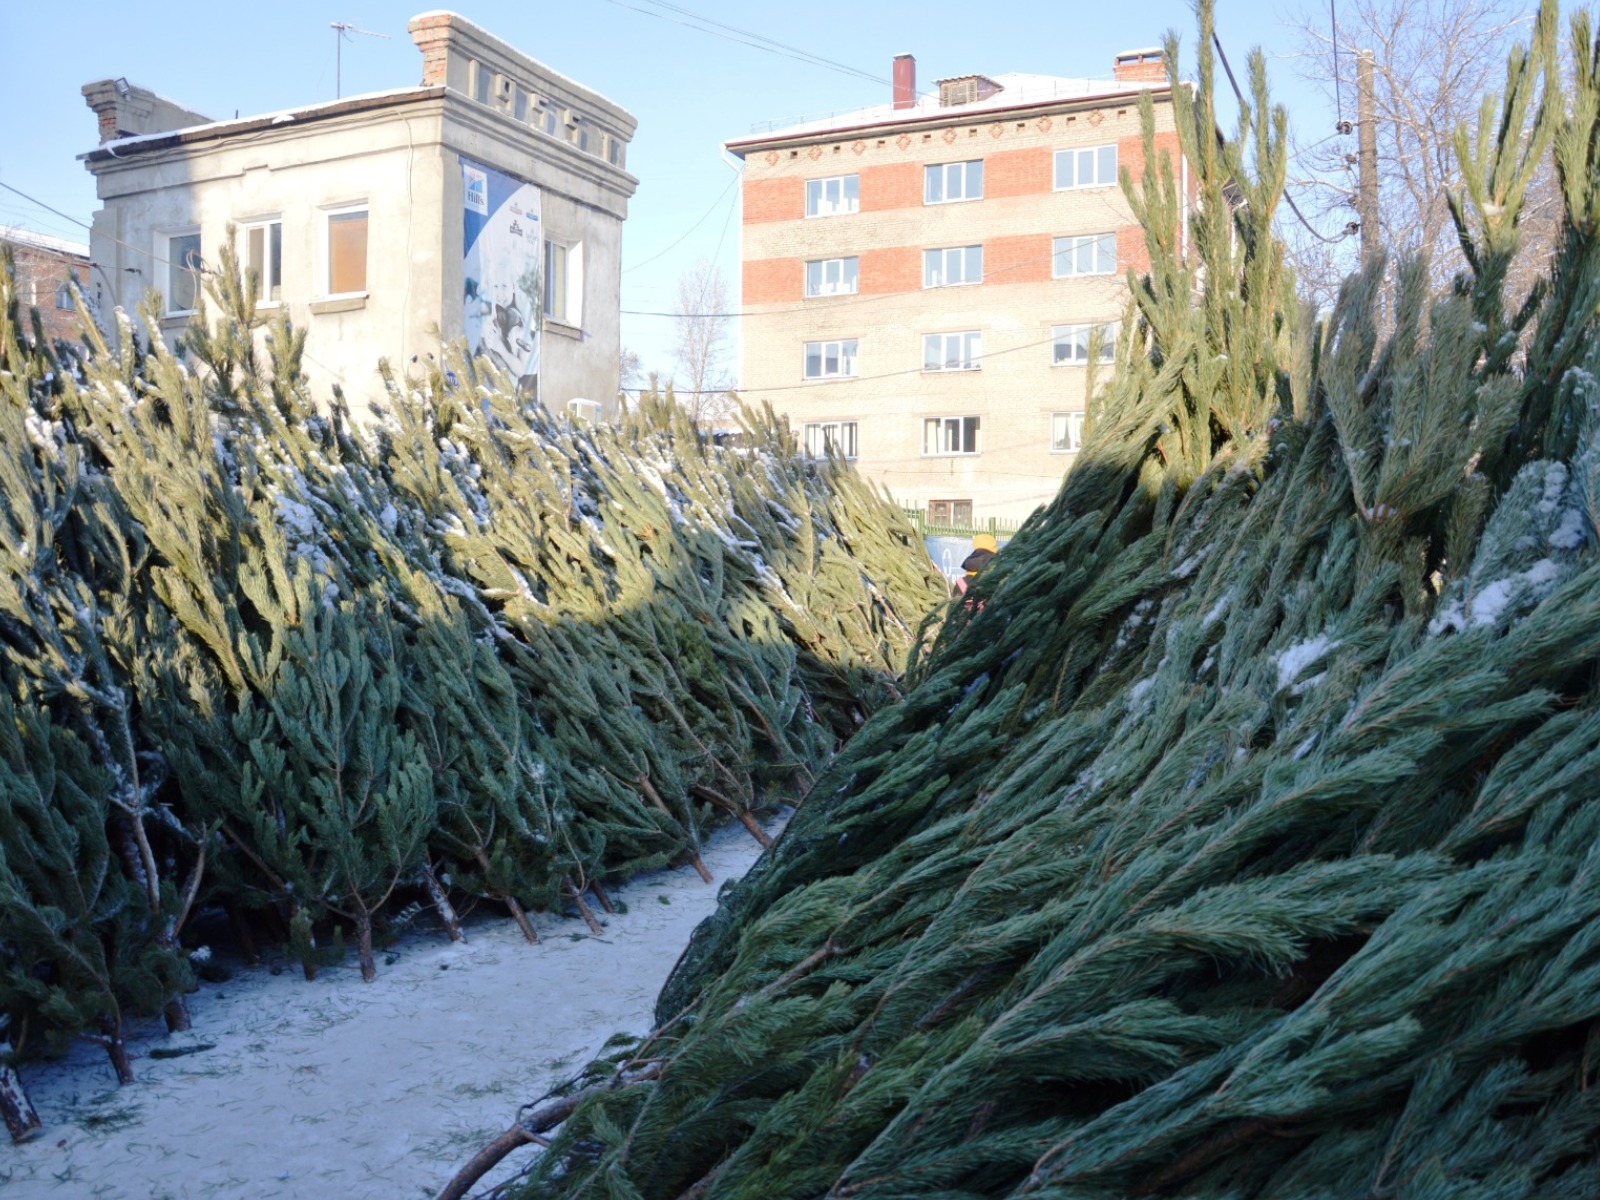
744 256 800 305
744 176 804 224
986 233 1053 284
1118 131 1180 185
860 162 921 211
860 245 921 294
986 147 1053 199
1117 225 1151 275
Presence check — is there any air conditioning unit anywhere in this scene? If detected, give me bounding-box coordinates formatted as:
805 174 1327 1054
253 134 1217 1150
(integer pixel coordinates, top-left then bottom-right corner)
567 398 602 424
496 76 514 101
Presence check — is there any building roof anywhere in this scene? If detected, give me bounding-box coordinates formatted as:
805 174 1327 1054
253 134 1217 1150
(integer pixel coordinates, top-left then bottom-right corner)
0 223 90 259
80 86 445 163
730 71 1169 151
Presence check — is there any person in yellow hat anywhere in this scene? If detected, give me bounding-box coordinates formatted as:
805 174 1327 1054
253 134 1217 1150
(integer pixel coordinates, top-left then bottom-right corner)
955 532 998 597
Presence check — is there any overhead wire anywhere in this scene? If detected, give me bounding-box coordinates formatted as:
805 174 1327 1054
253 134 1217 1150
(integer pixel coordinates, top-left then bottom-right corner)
1208 33 1350 247
592 0 889 87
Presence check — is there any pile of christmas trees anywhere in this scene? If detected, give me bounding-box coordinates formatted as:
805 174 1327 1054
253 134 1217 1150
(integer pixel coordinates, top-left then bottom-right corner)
0 233 945 1136
474 5 1600 1197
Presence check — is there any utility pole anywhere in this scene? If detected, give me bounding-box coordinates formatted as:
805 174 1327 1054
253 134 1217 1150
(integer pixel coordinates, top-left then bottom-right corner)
1356 49 1379 263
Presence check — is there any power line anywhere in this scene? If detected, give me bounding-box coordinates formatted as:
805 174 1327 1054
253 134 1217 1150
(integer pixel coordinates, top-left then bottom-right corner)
622 171 740 275
1207 34 1349 248
592 0 889 88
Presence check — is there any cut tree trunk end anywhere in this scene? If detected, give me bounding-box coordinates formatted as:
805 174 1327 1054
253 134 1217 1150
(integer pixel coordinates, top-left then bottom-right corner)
421 858 467 944
690 853 713 884
100 1018 135 1085
505 893 539 944
566 878 605 936
0 1041 42 1144
737 810 774 848
163 995 192 1034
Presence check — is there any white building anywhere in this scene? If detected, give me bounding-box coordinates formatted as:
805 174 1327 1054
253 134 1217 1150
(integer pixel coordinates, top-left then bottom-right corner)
80 11 637 419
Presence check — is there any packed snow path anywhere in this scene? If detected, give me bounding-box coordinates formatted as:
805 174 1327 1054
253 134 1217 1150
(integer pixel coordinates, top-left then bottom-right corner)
4 820 776 1199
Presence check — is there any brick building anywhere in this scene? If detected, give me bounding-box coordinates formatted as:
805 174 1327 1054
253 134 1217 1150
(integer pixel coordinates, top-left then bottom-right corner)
1 225 92 345
727 49 1186 525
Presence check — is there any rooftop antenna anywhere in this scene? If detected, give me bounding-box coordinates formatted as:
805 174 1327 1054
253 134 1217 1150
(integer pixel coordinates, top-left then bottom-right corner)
331 21 390 99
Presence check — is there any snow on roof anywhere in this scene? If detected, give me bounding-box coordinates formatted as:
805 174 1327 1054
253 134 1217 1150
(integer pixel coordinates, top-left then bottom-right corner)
732 71 1164 146
0 224 89 259
85 86 439 157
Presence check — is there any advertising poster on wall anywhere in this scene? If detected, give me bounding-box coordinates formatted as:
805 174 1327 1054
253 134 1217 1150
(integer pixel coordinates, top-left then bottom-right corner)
461 157 542 395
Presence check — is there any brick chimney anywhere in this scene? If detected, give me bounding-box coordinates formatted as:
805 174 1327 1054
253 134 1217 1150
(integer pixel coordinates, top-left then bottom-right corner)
1113 48 1167 85
81 79 212 144
893 54 916 110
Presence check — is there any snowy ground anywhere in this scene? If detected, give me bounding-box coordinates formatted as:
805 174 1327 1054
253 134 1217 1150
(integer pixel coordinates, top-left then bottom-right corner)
4 819 776 1199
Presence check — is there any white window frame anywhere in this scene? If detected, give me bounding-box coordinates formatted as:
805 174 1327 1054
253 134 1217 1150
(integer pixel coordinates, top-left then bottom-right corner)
1051 411 1086 453
802 420 858 459
925 160 984 204
543 238 583 327
1053 233 1117 278
923 330 982 372
804 256 859 297
803 339 858 380
322 204 369 298
240 218 284 306
805 174 859 218
1054 144 1119 191
160 227 203 317
1051 321 1119 366
923 245 983 289
923 415 981 456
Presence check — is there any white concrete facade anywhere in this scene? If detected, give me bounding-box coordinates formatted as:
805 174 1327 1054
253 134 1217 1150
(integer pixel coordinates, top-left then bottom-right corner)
80 11 637 420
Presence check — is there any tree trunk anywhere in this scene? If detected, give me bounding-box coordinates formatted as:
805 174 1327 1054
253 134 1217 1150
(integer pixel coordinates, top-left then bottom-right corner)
566 877 605 936
505 893 539 944
421 858 466 943
100 1017 134 1085
356 910 377 983
163 995 192 1034
590 879 616 914
0 1040 41 1144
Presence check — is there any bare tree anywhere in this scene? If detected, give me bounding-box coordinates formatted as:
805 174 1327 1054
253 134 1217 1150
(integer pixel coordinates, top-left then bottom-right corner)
1282 0 1558 311
671 260 735 426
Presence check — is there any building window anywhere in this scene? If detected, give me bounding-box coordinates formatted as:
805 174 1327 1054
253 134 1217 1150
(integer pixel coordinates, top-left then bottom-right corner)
803 339 857 379
513 86 528 121
925 160 983 204
805 174 859 217
536 100 559 135
544 240 571 323
1053 233 1117 277
924 245 982 288
923 416 981 455
928 499 973 526
473 62 492 104
55 280 75 310
1054 144 1118 190
803 420 858 458
1051 321 1118 365
805 256 859 297
1052 411 1085 452
242 220 284 304
923 331 982 372
164 230 202 315
326 208 368 295
608 137 624 167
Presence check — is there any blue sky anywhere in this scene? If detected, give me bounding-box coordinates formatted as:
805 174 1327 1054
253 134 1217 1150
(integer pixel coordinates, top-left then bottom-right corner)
0 0 1333 379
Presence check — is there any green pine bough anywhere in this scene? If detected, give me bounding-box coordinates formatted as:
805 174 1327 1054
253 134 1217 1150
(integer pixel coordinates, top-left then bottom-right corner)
444 4 1600 1199
0 219 946 1122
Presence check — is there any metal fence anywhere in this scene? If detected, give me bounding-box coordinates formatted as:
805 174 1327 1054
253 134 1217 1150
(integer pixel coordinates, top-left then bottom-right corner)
901 506 1024 540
